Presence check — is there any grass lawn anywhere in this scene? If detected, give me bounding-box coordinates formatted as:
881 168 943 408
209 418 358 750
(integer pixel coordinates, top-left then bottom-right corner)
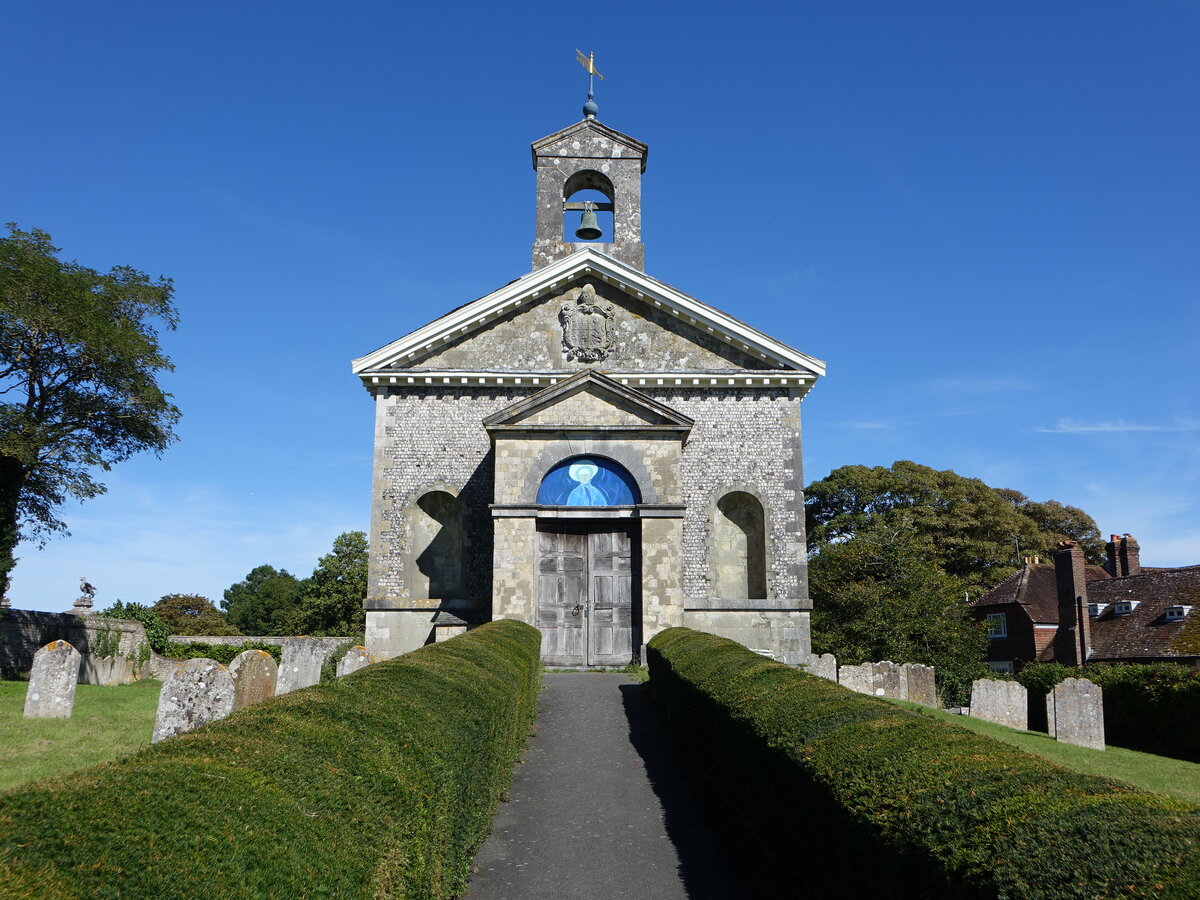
0 678 160 793
889 698 1200 807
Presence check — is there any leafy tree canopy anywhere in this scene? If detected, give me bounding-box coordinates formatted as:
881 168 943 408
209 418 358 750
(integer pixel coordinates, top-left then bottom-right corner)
809 521 988 706
221 564 306 635
98 600 172 655
805 461 1102 594
286 531 368 637
152 593 241 637
0 224 179 594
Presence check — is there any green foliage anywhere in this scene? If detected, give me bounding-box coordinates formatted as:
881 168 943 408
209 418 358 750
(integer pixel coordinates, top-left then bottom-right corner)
806 461 1103 594
648 627 1200 900
99 600 171 655
91 627 121 659
809 522 987 706
286 531 369 636
0 224 179 591
152 593 241 637
0 620 541 899
221 564 306 635
1018 662 1200 759
163 640 283 665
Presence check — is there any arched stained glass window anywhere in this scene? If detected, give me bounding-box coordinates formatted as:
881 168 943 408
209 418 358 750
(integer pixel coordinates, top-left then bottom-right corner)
536 457 641 506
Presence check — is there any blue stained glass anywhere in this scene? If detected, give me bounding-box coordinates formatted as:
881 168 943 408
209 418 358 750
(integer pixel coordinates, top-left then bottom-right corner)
535 457 641 506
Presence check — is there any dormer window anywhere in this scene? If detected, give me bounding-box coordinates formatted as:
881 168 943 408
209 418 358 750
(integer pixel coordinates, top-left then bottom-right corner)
1166 606 1193 621
1113 600 1141 616
1088 603 1103 618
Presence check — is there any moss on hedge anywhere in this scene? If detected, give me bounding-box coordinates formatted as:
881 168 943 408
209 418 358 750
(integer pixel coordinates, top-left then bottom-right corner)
0 619 540 900
648 627 1200 900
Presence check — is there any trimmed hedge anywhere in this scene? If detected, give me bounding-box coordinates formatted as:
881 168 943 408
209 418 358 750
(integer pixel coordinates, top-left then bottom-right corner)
163 639 284 664
1018 662 1200 762
0 619 540 900
649 627 1200 900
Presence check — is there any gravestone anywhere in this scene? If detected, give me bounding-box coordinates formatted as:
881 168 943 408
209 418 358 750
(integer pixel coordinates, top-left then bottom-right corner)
1048 677 1105 750
336 646 375 677
23 640 82 718
275 637 333 695
229 649 278 711
801 652 837 682
152 658 235 743
969 679 1027 730
873 660 903 698
902 663 938 708
838 662 872 695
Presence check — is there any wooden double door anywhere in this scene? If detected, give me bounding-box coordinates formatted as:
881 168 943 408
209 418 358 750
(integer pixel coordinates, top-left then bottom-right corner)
536 523 638 666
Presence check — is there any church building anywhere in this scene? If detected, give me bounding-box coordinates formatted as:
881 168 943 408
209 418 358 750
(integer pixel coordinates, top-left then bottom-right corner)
352 102 826 666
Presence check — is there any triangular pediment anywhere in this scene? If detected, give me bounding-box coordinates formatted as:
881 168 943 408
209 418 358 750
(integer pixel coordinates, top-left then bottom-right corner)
531 120 648 172
484 370 693 431
352 249 826 388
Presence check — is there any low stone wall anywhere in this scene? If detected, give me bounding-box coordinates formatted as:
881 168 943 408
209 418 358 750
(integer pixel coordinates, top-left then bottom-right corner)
166 635 349 649
1 609 149 684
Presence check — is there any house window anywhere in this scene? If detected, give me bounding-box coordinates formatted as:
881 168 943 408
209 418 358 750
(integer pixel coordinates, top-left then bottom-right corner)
986 613 1008 639
1113 600 1140 616
989 660 1015 674
1166 606 1193 621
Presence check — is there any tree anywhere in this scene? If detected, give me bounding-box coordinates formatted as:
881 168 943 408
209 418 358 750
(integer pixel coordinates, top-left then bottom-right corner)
805 461 1103 594
222 565 307 634
152 593 241 637
0 225 179 595
286 531 368 636
99 599 171 654
809 521 988 705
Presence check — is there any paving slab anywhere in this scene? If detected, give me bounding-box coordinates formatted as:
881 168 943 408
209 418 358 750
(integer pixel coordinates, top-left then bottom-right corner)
466 672 769 900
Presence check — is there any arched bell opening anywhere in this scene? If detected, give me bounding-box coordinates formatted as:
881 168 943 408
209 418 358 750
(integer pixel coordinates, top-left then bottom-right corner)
562 170 615 244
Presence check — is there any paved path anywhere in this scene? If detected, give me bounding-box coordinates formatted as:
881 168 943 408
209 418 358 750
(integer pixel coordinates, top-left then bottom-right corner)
466 673 774 900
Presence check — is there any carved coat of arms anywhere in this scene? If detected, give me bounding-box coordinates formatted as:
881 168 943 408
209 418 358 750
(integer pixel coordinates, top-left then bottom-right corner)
559 284 615 362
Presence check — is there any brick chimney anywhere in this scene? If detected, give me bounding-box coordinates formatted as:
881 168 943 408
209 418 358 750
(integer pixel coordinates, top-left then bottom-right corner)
1106 534 1120 576
1119 534 1141 577
1053 540 1091 666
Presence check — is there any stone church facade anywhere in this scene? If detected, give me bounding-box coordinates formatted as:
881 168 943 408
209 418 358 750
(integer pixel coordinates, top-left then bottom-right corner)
352 114 825 666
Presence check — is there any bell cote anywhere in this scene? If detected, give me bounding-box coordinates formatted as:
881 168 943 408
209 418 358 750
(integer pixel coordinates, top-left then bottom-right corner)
531 119 648 272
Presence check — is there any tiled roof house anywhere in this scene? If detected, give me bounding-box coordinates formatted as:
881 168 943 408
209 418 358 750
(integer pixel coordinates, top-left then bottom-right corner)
968 534 1200 672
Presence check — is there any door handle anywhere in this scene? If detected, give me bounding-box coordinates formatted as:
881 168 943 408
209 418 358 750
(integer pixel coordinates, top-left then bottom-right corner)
571 604 583 617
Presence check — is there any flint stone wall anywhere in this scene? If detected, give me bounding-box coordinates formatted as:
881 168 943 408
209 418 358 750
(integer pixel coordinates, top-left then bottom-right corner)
275 637 338 695
151 658 235 743
970 679 1028 730
229 650 278 711
1 609 149 683
1048 677 1105 750
23 640 82 718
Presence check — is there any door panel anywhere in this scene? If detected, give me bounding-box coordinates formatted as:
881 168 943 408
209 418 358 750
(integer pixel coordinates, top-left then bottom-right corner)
536 529 586 665
587 528 634 666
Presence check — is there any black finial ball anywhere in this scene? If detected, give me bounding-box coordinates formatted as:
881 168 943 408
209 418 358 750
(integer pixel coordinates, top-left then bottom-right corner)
583 96 599 118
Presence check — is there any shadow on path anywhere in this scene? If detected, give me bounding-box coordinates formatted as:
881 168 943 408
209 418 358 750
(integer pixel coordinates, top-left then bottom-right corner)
618 681 800 899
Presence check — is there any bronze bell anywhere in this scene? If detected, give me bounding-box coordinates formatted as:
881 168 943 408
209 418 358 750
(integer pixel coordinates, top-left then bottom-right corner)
575 207 602 241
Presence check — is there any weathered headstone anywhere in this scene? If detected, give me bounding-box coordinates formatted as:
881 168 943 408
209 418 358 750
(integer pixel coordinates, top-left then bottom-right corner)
275 637 333 695
151 658 235 743
336 646 375 677
800 652 837 682
902 663 938 708
23 640 82 718
1048 677 1105 750
838 662 872 695
969 679 1027 730
872 660 904 699
229 649 278 711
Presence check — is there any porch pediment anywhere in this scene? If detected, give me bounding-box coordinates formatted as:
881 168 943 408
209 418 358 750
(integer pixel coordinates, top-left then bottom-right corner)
483 369 693 433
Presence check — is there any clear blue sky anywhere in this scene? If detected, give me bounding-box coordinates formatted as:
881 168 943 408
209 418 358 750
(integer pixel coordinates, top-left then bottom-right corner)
4 1 1197 612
